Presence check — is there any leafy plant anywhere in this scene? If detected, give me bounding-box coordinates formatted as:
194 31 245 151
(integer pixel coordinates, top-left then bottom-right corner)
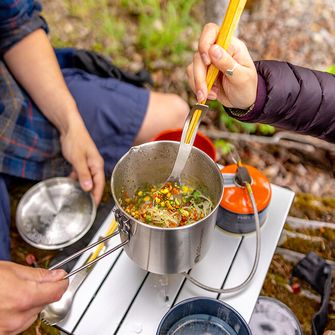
215 139 234 156
326 65 335 74
58 0 126 55
208 100 275 135
121 0 201 65
258 124 275 135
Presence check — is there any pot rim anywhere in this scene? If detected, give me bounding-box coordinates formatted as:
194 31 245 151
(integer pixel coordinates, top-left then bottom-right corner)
156 296 251 334
111 141 224 231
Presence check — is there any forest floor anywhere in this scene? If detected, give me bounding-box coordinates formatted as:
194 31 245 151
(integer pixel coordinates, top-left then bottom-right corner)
9 0 335 334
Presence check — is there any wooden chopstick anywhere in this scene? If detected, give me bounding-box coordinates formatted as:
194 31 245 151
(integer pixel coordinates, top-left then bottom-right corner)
85 219 118 264
185 0 247 145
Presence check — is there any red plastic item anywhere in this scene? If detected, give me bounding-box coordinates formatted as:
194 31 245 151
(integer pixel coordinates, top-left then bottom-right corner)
151 128 217 162
25 253 38 267
291 282 301 294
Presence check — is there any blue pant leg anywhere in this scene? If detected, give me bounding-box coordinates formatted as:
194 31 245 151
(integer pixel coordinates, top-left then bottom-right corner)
62 68 149 176
0 176 10 260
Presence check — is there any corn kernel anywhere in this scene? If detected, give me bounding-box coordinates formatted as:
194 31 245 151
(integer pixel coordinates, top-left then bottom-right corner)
182 186 189 193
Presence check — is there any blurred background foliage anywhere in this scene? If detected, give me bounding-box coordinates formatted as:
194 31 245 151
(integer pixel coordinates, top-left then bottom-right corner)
48 0 202 68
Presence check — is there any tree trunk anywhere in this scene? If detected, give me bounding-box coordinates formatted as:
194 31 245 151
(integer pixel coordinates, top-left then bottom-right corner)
204 0 229 25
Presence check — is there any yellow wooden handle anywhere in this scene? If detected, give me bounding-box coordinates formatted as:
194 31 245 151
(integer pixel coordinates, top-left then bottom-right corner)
205 0 247 95
86 219 118 264
185 0 247 144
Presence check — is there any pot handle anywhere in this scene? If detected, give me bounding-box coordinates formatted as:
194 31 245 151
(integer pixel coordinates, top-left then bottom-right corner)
49 207 130 279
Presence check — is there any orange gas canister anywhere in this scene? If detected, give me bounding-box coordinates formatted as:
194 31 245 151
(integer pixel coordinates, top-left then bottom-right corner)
217 164 272 234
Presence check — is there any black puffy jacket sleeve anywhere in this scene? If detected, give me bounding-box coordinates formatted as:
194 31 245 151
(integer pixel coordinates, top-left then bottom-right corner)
227 60 335 143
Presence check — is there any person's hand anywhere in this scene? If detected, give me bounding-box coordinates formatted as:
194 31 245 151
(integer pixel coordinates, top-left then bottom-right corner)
0 261 68 335
60 121 105 205
187 23 258 109
3 29 105 205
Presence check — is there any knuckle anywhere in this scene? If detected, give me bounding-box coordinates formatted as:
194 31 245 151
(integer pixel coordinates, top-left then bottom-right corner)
35 268 48 281
204 22 217 31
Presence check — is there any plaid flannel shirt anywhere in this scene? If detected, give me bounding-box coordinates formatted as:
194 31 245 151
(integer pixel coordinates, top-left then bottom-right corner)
0 0 70 180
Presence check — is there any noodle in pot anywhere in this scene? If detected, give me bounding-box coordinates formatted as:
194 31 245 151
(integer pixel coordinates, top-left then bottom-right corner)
119 182 213 228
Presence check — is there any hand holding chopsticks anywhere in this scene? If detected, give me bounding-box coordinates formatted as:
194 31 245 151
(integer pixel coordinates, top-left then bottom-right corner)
187 0 258 113
185 0 248 145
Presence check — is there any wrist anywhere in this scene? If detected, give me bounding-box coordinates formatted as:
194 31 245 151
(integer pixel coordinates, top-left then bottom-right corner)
224 74 266 121
224 102 255 117
55 100 85 136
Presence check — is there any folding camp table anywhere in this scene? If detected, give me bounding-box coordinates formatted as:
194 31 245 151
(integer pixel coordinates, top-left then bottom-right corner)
59 184 294 335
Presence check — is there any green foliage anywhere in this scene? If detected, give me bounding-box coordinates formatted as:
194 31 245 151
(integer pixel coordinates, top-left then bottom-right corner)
57 0 126 55
258 124 276 135
51 0 200 67
208 100 276 135
326 65 335 74
121 0 201 64
214 139 234 156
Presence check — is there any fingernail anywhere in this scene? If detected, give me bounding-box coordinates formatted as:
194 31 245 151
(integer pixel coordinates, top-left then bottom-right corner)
201 53 211 65
83 180 93 190
212 45 223 60
48 269 66 280
196 90 205 102
208 92 217 100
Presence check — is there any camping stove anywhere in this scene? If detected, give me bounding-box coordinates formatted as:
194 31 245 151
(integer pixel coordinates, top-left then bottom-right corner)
217 164 272 234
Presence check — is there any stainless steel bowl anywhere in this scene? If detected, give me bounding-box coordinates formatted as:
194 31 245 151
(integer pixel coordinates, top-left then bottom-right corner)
16 177 96 250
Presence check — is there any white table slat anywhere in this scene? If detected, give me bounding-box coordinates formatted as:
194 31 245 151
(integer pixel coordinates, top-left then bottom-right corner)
221 185 295 322
74 252 147 335
116 231 242 334
174 229 242 303
59 211 123 330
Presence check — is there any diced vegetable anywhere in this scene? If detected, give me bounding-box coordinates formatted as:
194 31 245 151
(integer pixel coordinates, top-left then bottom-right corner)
120 181 213 228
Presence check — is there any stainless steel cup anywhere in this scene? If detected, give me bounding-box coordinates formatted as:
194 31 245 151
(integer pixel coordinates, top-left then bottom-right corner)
111 141 224 274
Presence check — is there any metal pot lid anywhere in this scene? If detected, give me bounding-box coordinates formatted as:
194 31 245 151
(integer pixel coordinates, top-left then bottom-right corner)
157 297 251 335
16 177 96 250
166 314 238 335
249 296 303 335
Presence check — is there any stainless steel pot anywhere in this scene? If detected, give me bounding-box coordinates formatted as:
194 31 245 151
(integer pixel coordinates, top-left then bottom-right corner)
111 141 224 274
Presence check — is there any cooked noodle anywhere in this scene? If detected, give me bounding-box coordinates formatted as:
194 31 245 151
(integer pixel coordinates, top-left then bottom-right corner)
119 182 213 228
